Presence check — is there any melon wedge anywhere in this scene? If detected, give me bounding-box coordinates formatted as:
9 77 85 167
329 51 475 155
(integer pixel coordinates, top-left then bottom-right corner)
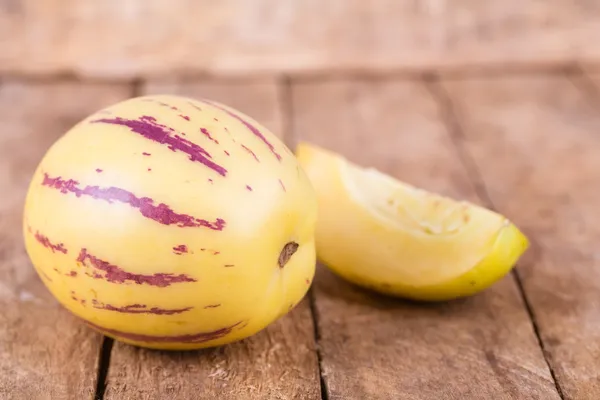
295 142 528 301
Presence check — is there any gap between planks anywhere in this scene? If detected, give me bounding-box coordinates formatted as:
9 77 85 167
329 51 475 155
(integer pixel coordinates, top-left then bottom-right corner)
309 288 329 400
280 75 329 400
424 76 566 400
0 61 583 86
94 337 114 400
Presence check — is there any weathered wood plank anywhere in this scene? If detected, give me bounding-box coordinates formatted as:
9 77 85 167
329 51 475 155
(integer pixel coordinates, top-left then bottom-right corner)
0 81 131 399
0 0 596 77
441 75 600 399
291 79 560 400
104 80 320 400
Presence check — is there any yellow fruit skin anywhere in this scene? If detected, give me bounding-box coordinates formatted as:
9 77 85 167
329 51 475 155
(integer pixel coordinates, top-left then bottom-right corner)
324 222 528 302
296 142 529 302
23 95 317 350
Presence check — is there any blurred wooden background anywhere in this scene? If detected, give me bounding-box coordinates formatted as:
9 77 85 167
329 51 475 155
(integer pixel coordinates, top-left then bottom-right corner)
2 2 600 400
1 0 599 78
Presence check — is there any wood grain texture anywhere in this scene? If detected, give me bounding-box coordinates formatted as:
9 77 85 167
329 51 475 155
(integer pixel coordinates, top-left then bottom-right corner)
0 0 596 77
0 81 131 399
291 79 561 400
441 75 600 399
104 80 320 400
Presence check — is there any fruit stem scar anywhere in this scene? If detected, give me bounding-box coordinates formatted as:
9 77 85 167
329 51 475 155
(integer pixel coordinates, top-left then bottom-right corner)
278 242 299 268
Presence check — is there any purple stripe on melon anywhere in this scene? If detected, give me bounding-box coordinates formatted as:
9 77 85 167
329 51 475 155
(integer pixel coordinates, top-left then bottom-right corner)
200 99 282 161
70 291 85 305
42 173 226 230
91 116 227 177
179 114 190 121
204 304 221 308
94 303 192 315
246 185 253 191
77 248 196 287
152 100 180 112
187 101 202 112
34 231 68 254
278 179 286 192
200 128 219 144
41 271 53 282
241 144 259 162
85 320 242 343
173 244 188 255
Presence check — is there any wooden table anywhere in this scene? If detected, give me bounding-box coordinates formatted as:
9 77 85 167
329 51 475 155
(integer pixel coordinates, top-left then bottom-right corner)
1 69 600 399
